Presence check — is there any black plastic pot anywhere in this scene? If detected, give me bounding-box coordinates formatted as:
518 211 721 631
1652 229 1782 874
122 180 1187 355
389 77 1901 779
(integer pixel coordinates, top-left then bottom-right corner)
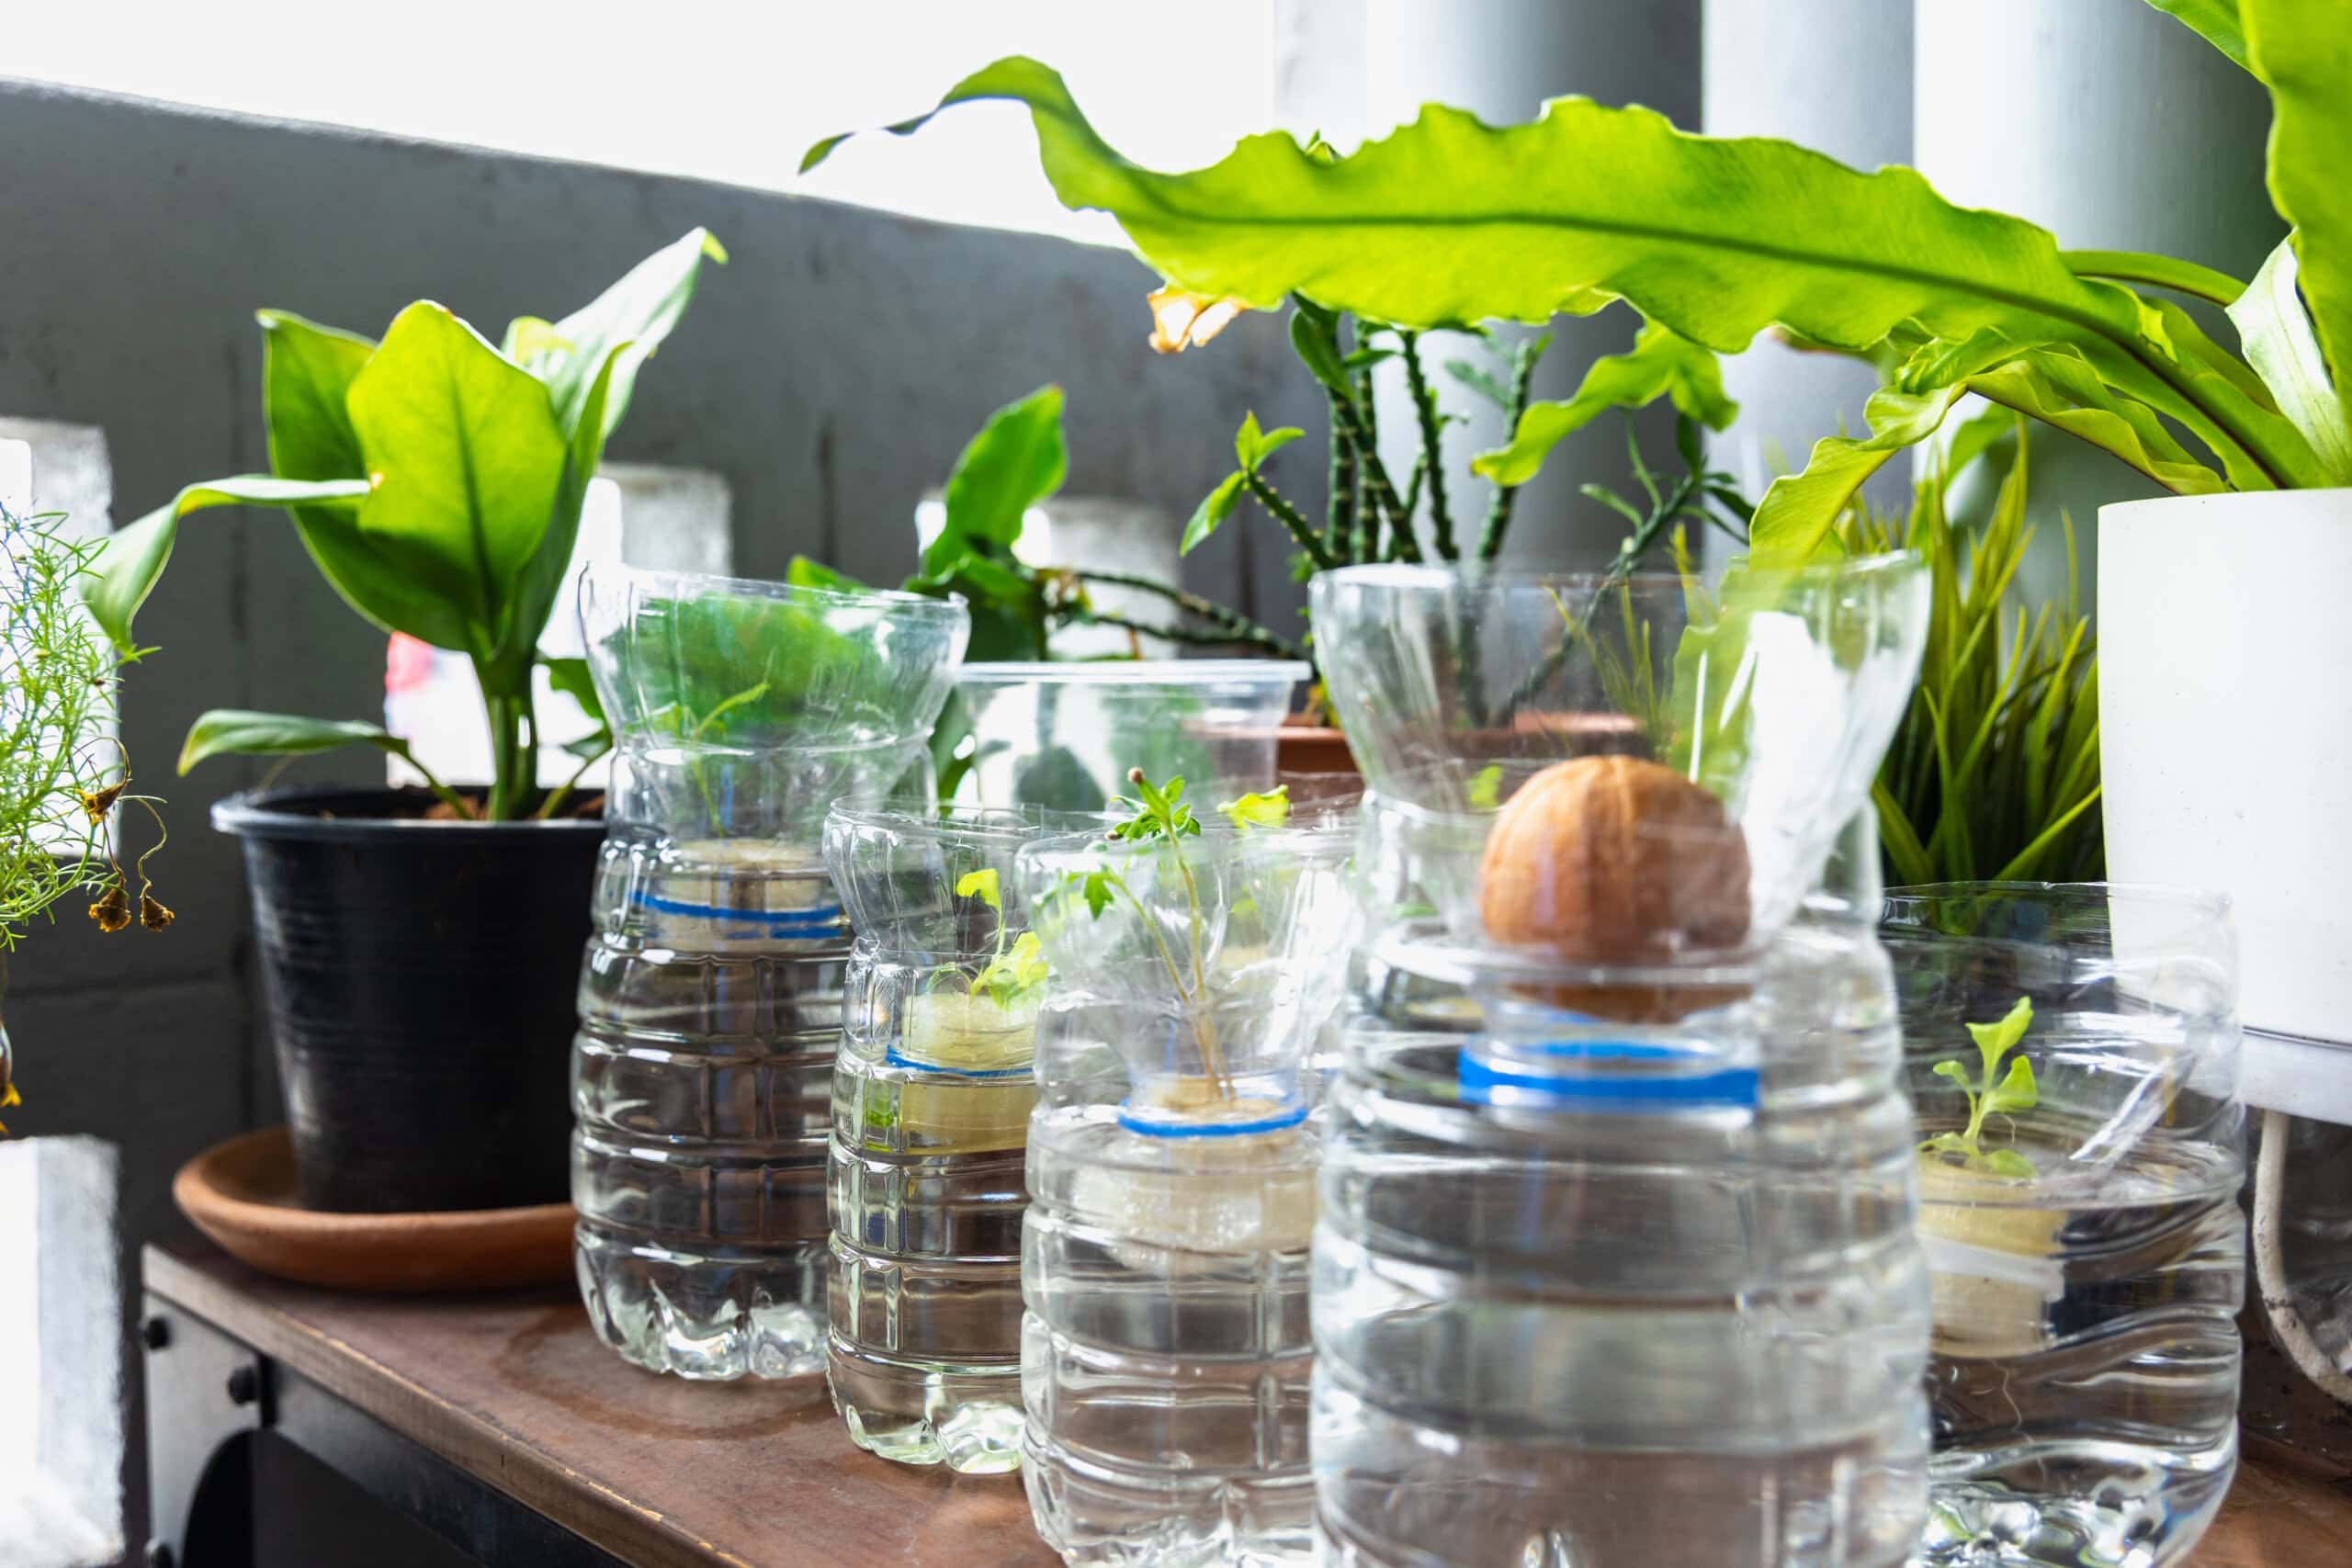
215 786 603 1214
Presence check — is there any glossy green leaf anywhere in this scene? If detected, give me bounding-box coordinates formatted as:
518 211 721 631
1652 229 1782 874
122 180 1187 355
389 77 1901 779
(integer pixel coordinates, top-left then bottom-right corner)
1287 306 1351 397
514 228 728 444
787 555 866 591
2063 249 2245 307
255 311 474 650
1966 997 2034 1077
485 338 626 694
84 476 372 653
178 708 410 773
2246 0 2352 395
2144 0 2251 72
956 867 1003 912
345 302 567 647
542 656 604 728
1181 470 1246 556
1752 385 1969 564
2229 237 2352 480
1216 786 1291 829
1967 346 2231 494
924 386 1066 581
1474 319 1735 486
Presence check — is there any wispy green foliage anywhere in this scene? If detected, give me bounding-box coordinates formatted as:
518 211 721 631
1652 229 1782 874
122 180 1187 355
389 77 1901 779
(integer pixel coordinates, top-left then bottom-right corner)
1845 429 2103 886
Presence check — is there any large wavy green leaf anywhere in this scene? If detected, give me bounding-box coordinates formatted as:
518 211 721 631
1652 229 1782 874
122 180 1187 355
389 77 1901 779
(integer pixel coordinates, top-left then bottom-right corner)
807 56 2310 491
509 229 728 445
2144 0 2251 72
1472 318 1734 486
2230 238 2352 481
2245 0 2352 400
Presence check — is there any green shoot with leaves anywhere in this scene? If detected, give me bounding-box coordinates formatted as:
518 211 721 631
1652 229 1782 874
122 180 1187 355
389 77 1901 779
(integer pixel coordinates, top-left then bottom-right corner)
1920 997 2041 1178
956 866 1052 1012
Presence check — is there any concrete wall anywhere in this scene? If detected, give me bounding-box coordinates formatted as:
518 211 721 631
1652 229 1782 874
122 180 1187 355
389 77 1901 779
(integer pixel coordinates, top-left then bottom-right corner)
0 78 1310 1559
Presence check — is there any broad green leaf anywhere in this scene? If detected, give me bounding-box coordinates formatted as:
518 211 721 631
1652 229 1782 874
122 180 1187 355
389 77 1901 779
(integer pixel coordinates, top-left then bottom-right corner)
485 338 629 694
925 386 1066 580
1181 470 1246 556
517 228 728 444
956 867 1002 912
2143 0 2251 72
542 656 605 728
1216 786 1291 829
345 302 567 648
1081 868 1113 919
1751 385 1969 564
1983 1053 2040 1117
256 310 474 650
1968 346 2231 495
1287 305 1351 397
1474 318 1734 486
2246 0 2352 394
811 57 2312 491
2063 250 2245 307
178 709 410 773
1977 1147 2038 1179
2229 238 2352 481
1965 997 2033 1077
85 476 372 653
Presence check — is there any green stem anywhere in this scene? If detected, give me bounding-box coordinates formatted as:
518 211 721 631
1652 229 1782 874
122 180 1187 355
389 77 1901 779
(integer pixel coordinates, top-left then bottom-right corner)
1325 384 1358 558
1073 605 1307 663
1069 570 1306 660
1338 369 1418 561
1478 335 1548 559
1241 469 1340 572
479 682 524 820
533 744 605 821
1109 869 1229 1097
1399 331 1455 559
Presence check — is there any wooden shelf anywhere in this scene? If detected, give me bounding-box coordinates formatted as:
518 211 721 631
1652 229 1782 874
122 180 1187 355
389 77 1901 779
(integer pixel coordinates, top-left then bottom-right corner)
145 1242 2347 1567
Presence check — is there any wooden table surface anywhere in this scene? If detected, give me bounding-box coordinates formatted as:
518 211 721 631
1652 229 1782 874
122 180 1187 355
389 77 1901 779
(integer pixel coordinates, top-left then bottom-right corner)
147 1243 2348 1568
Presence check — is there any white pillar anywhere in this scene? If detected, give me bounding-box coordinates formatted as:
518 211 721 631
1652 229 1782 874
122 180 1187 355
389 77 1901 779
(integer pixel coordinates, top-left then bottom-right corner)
1702 0 1915 524
1272 0 1702 565
1912 0 2279 612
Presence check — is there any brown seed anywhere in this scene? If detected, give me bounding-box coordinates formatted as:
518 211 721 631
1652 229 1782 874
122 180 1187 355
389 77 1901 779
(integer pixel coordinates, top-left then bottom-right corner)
1477 755 1751 1021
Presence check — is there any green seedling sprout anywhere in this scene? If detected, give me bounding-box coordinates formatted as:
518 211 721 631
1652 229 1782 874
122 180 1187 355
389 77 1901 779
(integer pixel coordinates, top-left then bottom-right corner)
1216 785 1291 829
957 866 1050 1011
1920 996 2040 1179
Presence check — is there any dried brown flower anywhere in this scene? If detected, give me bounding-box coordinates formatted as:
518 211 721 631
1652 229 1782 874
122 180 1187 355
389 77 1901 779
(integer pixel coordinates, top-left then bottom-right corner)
140 893 175 931
88 882 131 933
79 781 126 820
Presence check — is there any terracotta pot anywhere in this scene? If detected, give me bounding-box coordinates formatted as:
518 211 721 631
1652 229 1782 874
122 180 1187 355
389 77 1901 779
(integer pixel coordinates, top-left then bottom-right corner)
1275 720 1359 780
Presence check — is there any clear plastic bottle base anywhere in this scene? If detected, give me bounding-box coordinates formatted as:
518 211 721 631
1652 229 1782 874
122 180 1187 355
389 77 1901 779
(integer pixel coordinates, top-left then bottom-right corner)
574 1225 826 1381
829 1339 1024 1473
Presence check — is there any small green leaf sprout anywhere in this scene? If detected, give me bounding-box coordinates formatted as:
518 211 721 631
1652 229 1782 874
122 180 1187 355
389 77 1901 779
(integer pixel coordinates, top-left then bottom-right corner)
1064 769 1233 1097
1216 785 1291 830
956 866 1050 1012
1920 997 2040 1179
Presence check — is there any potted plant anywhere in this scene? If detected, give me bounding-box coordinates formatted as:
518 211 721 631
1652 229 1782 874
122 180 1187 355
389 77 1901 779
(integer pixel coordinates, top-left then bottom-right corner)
806 2 2333 1051
0 502 168 1125
82 230 726 1213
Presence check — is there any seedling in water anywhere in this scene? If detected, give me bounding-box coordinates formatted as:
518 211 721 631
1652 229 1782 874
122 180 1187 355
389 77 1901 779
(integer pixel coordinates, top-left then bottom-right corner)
1920 997 2040 1179
956 867 1051 1012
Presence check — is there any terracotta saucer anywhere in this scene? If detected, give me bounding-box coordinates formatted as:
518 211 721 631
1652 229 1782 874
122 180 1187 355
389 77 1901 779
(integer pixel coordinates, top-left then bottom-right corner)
175 1125 575 1292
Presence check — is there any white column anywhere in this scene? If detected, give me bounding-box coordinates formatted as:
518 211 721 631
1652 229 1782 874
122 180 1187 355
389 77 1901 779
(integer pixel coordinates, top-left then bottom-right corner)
1912 0 2279 612
1702 0 1915 524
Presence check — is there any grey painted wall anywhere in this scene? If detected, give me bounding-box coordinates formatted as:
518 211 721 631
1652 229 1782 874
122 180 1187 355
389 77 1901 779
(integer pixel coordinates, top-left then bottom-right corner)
0 77 1308 1558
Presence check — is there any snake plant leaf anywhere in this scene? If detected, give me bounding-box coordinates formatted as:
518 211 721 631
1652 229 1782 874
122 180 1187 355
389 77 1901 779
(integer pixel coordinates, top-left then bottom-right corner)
178 709 413 774
511 228 728 446
2246 0 2352 397
2144 0 2252 73
1474 318 1735 486
84 476 373 654
345 302 567 649
2231 237 2352 481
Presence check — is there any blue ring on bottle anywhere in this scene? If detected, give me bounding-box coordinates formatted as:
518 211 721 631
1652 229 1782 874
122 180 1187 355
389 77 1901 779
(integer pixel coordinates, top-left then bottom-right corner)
1458 1041 1758 1110
629 891 845 935
883 1046 1035 1080
1115 1095 1309 1139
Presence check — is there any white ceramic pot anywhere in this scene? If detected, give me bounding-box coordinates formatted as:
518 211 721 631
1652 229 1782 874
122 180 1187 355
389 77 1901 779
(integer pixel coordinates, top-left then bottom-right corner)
2100 489 2352 1120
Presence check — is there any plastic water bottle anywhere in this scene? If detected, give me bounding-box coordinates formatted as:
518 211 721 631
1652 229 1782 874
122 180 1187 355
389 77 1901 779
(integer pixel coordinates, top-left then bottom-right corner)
821 800 1085 1471
1015 805 1354 1565
569 567 966 1379
1313 809 1930 1568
